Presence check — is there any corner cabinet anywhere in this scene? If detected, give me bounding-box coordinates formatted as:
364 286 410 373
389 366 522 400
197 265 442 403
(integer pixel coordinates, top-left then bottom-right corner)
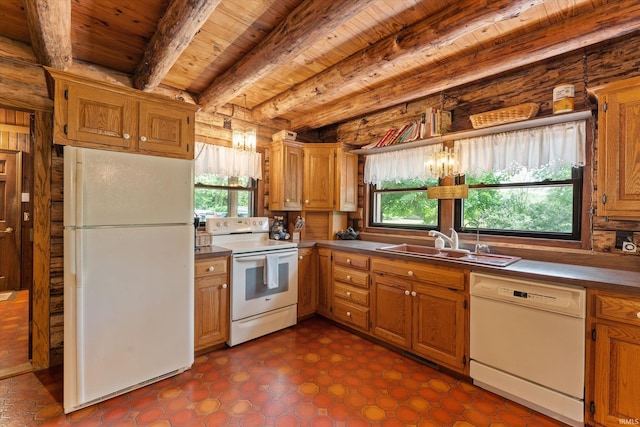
46 68 197 160
269 141 357 212
194 256 229 352
588 289 640 426
590 76 640 218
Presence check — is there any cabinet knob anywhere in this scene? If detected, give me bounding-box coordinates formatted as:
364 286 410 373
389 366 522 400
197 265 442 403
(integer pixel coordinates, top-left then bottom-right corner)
222 284 228 289
299 255 303 260
407 270 414 276
208 266 215 272
140 136 147 142
411 291 417 297
305 199 309 203
404 290 410 296
346 311 351 317
346 291 352 297
346 275 351 281
637 312 640 319
286 198 290 202
346 259 351 264
123 133 130 140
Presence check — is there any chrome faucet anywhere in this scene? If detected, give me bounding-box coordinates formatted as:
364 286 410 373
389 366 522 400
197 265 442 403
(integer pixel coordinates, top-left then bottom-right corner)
429 228 459 250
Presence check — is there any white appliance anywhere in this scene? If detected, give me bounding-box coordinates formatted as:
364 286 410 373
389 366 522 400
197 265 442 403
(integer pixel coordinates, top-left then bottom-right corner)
469 272 586 427
207 217 298 346
63 146 194 413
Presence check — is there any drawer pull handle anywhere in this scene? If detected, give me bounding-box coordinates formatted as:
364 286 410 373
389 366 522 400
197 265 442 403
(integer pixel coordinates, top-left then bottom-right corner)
222 284 227 289
346 292 352 297
637 312 640 319
411 291 417 297
407 270 414 276
208 266 215 272
346 258 352 264
346 311 351 317
346 275 351 281
404 290 410 296
299 256 303 260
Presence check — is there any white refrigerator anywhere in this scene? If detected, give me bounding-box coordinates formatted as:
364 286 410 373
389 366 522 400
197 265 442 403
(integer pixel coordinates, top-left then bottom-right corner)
63 146 194 413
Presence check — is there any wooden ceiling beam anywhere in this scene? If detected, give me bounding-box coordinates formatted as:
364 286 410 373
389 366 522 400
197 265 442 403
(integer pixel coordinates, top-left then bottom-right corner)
252 0 544 122
23 0 72 69
197 0 375 112
133 0 222 91
290 0 640 130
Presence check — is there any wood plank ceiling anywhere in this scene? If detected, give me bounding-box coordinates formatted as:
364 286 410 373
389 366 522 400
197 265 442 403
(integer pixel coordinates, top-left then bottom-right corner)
1 0 639 133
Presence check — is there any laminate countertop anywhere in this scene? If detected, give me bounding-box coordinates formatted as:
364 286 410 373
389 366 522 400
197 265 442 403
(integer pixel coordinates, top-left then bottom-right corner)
313 240 640 294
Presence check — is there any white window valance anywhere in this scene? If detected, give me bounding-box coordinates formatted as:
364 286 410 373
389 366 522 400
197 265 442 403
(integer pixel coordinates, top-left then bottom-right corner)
364 143 443 187
194 142 262 180
456 120 586 177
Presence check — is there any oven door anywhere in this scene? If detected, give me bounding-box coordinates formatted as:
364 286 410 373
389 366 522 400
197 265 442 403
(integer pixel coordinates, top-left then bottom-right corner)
231 248 298 321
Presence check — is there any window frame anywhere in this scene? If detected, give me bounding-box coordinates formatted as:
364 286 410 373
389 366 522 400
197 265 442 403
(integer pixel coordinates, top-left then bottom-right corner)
454 166 584 240
368 183 440 231
194 176 258 223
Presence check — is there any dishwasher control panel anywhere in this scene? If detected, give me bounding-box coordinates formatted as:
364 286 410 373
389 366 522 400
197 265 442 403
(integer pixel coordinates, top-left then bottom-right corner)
498 287 557 304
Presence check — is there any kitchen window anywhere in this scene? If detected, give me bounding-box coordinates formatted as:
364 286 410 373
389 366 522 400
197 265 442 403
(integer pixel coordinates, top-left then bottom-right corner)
369 177 439 229
194 175 256 223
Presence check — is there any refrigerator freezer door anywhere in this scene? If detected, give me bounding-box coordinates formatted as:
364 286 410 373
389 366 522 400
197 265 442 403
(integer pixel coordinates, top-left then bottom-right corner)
64 225 194 411
64 146 194 228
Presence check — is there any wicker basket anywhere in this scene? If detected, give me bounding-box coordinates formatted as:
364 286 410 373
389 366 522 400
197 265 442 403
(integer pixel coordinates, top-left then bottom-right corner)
469 103 539 129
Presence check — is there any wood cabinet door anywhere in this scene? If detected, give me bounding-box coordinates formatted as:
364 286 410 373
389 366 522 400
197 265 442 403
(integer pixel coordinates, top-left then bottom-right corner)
371 275 411 348
297 247 317 318
283 142 304 210
594 323 640 426
303 146 335 210
336 149 358 212
66 82 136 149
412 284 467 372
194 274 229 350
316 248 333 317
596 83 640 217
138 101 194 159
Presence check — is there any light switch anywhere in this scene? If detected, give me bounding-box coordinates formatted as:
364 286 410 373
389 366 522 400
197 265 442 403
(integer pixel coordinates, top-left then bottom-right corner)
22 192 30 202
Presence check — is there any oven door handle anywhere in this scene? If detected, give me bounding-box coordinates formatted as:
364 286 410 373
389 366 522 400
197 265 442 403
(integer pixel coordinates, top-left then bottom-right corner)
234 251 297 263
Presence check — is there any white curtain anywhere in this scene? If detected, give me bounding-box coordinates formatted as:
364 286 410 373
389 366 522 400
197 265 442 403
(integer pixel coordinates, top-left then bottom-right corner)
194 141 262 180
364 143 443 187
456 120 586 177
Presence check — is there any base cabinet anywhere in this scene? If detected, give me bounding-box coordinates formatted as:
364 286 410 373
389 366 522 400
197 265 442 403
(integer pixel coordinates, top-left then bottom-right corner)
316 248 333 317
589 290 640 426
297 247 317 318
194 256 229 351
371 258 468 374
332 251 370 332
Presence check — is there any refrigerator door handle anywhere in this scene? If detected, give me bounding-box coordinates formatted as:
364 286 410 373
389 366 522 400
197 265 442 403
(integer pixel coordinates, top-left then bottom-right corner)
75 231 83 288
75 150 84 228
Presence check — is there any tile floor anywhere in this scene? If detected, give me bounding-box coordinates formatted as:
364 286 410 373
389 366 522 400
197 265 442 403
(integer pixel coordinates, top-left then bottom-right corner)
0 290 29 371
0 317 567 426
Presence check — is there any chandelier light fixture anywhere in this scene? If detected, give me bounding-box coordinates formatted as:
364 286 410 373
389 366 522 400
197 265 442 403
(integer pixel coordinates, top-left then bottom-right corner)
427 146 459 179
232 94 257 152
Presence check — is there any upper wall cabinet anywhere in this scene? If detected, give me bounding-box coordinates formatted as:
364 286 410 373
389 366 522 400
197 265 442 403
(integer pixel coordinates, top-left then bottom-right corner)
46 68 197 160
590 76 640 218
269 140 357 212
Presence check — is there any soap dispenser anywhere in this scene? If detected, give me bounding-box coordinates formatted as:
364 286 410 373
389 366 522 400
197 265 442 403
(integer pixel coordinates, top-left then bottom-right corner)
434 236 445 249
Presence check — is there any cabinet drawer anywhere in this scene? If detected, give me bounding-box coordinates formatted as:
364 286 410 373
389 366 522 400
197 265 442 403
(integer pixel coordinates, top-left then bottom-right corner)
333 300 369 330
334 282 369 306
334 266 369 288
195 257 228 277
596 294 640 326
334 252 369 271
371 258 465 290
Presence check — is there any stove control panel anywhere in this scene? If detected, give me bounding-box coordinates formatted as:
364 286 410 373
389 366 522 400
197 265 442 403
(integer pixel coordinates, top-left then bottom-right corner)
206 216 269 235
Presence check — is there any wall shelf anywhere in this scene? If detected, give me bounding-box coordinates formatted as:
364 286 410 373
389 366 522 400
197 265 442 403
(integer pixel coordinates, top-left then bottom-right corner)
350 110 593 155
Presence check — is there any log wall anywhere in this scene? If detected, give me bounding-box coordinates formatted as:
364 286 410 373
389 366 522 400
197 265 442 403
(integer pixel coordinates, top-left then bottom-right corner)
333 33 640 264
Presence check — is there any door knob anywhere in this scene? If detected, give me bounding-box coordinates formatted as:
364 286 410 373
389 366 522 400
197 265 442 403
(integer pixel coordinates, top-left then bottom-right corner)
2 227 13 233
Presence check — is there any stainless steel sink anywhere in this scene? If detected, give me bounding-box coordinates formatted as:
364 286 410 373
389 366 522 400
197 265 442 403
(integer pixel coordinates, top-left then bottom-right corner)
376 244 520 267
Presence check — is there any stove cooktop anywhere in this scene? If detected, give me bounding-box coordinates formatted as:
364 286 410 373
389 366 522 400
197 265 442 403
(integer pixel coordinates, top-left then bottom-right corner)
206 217 297 253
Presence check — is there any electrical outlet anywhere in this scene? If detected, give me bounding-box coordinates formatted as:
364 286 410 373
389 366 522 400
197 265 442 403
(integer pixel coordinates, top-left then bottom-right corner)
615 231 634 249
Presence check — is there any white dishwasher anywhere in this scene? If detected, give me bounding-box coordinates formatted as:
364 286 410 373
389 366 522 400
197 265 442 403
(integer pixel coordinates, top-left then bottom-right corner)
470 272 586 427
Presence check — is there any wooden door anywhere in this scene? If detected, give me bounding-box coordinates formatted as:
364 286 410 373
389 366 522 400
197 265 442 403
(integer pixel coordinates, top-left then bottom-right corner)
371 274 411 348
0 151 21 292
303 146 335 210
594 323 640 426
336 148 358 212
194 275 229 350
138 101 194 159
66 82 136 150
412 284 467 373
593 79 640 217
282 143 304 210
297 247 317 318
316 247 332 317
